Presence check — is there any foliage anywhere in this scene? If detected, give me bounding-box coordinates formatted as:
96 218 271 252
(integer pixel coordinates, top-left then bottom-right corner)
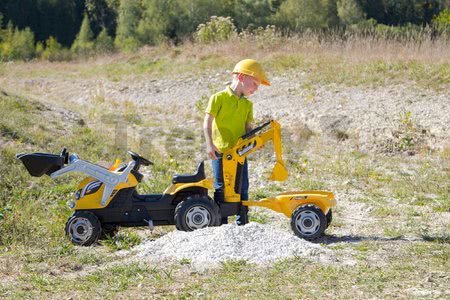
115 0 142 51
239 25 281 50
71 14 95 55
0 24 35 61
42 36 72 62
272 0 330 31
231 0 277 29
0 0 450 59
0 0 85 47
433 8 450 34
196 16 237 44
360 0 446 26
85 0 118 37
136 0 173 46
337 0 366 25
95 27 115 53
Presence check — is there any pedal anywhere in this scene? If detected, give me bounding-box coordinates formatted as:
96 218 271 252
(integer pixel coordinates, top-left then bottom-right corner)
144 219 154 231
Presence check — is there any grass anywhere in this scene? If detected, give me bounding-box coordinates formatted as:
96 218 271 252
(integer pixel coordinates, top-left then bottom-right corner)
101 230 142 251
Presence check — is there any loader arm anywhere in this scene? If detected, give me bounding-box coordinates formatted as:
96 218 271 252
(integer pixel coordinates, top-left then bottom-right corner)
221 120 288 202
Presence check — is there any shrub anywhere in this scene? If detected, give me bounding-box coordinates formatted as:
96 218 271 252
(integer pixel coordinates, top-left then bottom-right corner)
239 25 281 49
432 9 450 35
0 26 35 61
95 27 115 53
195 16 237 44
337 0 366 26
271 0 329 31
42 36 72 61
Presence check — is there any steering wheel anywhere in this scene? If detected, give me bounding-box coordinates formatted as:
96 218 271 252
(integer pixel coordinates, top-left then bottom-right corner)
127 150 153 166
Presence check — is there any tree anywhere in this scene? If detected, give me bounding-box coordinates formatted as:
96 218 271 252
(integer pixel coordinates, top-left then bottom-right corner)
95 26 114 52
0 0 85 47
272 0 329 31
359 0 447 26
232 0 275 29
115 0 141 51
337 0 367 25
85 0 118 36
0 24 35 61
433 8 450 33
43 36 63 60
71 13 95 54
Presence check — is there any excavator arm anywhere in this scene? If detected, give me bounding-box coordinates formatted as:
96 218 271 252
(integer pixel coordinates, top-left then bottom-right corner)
221 120 288 202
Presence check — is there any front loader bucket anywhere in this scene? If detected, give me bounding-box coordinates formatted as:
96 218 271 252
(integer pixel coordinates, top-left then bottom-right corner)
16 152 65 177
270 161 288 181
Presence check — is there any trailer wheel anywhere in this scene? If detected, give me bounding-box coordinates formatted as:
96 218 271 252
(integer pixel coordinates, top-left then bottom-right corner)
291 204 326 241
175 195 219 231
65 211 101 246
326 209 332 228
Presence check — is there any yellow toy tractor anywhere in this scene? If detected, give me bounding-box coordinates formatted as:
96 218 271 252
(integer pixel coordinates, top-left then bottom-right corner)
17 120 335 246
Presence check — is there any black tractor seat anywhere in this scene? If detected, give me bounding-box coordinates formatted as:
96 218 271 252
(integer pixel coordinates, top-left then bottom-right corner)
172 161 205 184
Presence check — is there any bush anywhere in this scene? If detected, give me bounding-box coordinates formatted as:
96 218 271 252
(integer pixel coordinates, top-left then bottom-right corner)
0 25 35 61
95 27 115 53
195 16 237 44
337 0 366 26
433 9 450 35
271 0 329 32
239 25 281 49
42 36 72 61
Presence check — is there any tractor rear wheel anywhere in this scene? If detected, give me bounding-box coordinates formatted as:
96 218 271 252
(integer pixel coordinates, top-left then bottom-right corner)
291 204 327 241
175 195 220 231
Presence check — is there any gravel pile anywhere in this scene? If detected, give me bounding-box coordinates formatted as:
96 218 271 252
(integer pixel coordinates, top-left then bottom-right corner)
132 222 333 270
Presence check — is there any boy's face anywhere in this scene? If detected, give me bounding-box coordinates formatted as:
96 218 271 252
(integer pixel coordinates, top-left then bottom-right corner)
239 74 261 96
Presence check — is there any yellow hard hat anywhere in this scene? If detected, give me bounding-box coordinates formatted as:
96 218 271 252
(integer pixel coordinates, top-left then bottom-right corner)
232 59 270 86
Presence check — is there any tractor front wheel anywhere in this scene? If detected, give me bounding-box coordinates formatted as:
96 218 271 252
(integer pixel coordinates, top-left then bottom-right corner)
291 204 327 241
65 211 102 246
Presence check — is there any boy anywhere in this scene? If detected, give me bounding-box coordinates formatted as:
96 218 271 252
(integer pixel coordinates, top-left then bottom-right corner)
203 59 270 225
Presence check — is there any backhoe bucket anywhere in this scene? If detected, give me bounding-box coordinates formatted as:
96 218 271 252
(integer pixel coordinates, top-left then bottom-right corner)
270 161 288 181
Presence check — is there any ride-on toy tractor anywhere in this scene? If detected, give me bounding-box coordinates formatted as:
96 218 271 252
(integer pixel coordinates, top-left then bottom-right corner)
17 120 336 246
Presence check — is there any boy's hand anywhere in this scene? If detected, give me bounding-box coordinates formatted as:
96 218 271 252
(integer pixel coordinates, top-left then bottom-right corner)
207 143 220 160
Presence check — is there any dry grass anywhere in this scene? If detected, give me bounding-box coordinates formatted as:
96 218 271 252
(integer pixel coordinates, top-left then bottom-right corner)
2 34 450 82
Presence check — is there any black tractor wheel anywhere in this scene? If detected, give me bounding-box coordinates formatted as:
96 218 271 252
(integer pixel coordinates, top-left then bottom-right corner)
325 209 332 229
175 195 220 231
291 204 327 241
65 211 102 246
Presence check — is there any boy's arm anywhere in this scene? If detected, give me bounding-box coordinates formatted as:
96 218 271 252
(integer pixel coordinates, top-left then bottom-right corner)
203 113 220 160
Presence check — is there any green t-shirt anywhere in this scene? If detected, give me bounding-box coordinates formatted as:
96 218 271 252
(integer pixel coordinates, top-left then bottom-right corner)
205 86 254 152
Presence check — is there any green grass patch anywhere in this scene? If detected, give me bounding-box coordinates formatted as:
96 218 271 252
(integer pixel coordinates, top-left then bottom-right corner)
102 230 142 251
